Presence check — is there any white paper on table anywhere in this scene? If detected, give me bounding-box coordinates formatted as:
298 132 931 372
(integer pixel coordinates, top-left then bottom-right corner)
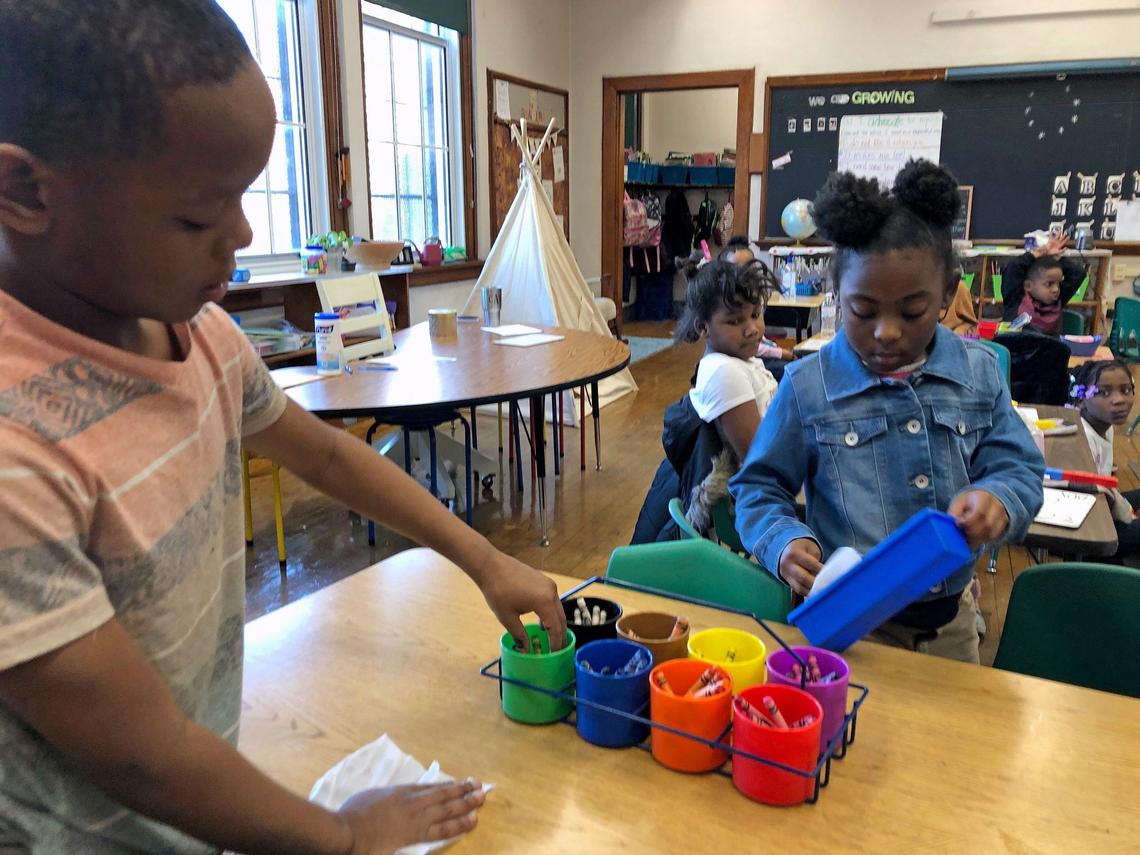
493 79 511 121
493 333 565 347
481 324 542 336
553 145 565 182
309 734 492 855
1034 489 1096 529
1015 406 1040 422
795 334 833 353
807 546 862 598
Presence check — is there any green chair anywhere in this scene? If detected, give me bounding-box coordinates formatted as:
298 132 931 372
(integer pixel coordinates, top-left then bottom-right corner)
1072 273 1090 303
606 538 792 622
977 339 1011 390
667 497 702 540
1107 296 1140 363
993 563 1140 699
711 498 747 555
961 272 976 292
990 273 1003 303
1061 309 1085 336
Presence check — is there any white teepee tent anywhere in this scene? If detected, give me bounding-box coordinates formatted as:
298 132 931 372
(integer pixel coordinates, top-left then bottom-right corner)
463 119 636 422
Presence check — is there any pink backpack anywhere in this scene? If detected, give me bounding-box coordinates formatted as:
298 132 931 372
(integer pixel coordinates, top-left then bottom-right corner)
623 191 662 271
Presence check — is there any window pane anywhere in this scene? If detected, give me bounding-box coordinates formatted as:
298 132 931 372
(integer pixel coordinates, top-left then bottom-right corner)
391 35 422 145
243 190 273 255
397 145 425 245
368 141 396 197
362 26 393 143
423 147 449 243
216 0 255 46
254 0 282 79
371 196 399 241
421 43 445 148
270 192 297 253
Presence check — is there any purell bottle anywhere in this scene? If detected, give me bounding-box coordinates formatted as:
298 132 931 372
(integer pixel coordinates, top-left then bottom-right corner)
314 312 344 375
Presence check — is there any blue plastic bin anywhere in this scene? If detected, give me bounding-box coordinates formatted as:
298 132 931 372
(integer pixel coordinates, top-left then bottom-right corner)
625 162 645 183
689 165 718 185
575 639 653 747
787 509 971 651
717 166 736 185
660 164 688 185
642 163 660 184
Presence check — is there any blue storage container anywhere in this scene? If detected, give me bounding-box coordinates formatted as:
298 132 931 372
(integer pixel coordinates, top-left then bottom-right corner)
787 509 971 651
660 164 688 185
643 163 660 184
625 162 645 183
717 166 736 185
689 165 718 185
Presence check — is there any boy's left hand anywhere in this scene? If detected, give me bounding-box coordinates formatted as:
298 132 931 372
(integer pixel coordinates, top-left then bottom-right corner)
477 552 567 653
948 490 1010 549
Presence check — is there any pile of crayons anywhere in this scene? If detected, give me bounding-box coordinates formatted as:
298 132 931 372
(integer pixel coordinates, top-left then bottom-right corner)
787 654 838 684
626 615 689 642
735 695 816 729
571 597 610 626
652 666 727 698
580 648 650 677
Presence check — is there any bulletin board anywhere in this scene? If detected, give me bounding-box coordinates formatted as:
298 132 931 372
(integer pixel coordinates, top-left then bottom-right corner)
762 66 1140 241
488 70 570 243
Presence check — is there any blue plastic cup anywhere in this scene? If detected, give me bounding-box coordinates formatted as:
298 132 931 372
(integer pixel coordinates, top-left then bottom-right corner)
574 639 653 747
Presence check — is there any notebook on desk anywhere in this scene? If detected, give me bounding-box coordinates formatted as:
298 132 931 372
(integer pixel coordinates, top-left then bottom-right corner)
1034 489 1097 529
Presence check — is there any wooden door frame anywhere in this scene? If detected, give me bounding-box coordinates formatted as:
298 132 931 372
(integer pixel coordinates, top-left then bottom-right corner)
601 69 755 338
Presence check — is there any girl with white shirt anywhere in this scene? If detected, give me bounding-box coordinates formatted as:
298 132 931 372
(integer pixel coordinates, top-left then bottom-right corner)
1071 359 1140 561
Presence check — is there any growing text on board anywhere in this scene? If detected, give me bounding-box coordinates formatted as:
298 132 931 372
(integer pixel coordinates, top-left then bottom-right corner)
851 89 916 105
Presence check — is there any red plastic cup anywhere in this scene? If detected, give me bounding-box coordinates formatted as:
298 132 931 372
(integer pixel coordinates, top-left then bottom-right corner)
732 684 823 806
977 320 998 340
766 646 850 755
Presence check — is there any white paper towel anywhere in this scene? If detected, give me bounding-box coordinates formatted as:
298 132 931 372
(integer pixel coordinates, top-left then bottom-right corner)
808 546 862 598
309 734 491 855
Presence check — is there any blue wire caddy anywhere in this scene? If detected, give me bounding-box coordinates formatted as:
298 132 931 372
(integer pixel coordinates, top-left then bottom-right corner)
479 576 871 805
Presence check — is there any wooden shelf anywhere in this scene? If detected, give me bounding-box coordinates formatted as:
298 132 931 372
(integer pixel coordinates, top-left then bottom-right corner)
625 182 735 190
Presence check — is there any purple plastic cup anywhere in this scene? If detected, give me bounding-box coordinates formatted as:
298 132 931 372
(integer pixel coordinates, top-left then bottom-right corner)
766 646 850 755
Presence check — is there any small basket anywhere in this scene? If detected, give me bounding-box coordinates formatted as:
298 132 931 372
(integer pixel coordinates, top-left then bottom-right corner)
1062 334 1103 357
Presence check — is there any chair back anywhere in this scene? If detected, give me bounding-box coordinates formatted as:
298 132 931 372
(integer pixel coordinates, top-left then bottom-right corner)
1108 296 1140 361
993 562 1140 698
315 273 395 362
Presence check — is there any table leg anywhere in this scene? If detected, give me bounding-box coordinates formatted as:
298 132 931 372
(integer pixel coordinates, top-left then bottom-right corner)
428 428 439 498
460 415 473 526
558 392 565 459
579 387 586 471
498 403 504 453
470 407 478 450
512 403 524 493
271 464 286 571
531 393 550 547
551 393 561 477
591 380 602 471
240 447 253 546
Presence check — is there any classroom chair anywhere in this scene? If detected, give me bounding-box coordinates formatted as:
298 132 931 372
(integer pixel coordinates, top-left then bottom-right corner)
993 563 1140 699
605 538 792 622
667 497 703 540
975 339 1011 574
668 496 748 555
1107 296 1140 363
994 331 1070 405
1072 273 1090 303
1061 309 1085 336
990 273 1003 303
960 272 975 292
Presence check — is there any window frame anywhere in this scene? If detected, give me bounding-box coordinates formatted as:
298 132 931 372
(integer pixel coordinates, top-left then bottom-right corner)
358 10 465 249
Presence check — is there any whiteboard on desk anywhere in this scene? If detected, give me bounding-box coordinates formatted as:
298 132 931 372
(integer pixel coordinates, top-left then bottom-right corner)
837 112 944 189
1034 489 1097 529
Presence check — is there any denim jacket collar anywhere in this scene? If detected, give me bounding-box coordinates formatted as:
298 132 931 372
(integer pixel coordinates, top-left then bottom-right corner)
820 325 976 403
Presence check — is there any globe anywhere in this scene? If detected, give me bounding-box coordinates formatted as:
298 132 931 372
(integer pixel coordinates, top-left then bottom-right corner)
781 198 816 242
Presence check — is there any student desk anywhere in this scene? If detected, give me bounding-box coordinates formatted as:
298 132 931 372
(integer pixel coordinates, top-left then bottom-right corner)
767 292 825 343
1025 404 1118 558
791 330 835 356
239 549 1140 852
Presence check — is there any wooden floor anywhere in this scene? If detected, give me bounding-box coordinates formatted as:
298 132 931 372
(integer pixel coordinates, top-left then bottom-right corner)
243 319 1140 667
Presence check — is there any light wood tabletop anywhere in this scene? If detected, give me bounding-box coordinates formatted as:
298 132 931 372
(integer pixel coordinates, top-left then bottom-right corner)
239 549 1140 853
769 292 825 310
1068 345 1114 368
276 321 630 419
1025 404 1117 557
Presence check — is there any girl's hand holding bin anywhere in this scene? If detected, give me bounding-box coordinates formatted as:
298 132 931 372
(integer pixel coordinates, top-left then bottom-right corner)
948 489 1010 549
778 538 824 597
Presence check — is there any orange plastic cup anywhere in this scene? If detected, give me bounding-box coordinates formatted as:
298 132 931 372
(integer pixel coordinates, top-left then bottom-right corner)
649 658 733 772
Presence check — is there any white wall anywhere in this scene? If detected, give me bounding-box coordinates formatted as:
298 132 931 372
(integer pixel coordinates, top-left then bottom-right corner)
640 88 737 162
567 0 1140 280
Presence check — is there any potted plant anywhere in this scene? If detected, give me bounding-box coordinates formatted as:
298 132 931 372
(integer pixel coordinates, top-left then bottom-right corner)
307 230 357 272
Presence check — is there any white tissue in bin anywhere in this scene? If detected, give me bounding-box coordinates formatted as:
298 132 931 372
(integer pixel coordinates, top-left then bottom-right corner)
807 547 862 598
309 734 492 855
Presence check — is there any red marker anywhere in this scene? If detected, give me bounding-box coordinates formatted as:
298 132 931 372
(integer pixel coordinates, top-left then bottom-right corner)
762 696 789 729
736 697 773 726
807 654 823 682
1044 467 1117 489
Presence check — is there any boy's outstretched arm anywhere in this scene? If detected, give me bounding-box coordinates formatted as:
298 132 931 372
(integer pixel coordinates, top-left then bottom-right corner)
244 400 567 651
0 619 484 855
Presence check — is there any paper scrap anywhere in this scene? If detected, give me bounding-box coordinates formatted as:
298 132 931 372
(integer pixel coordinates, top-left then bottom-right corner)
494 79 511 121
482 324 542 336
493 333 565 348
553 145 565 182
556 214 565 233
771 151 793 170
542 179 554 201
807 546 862 598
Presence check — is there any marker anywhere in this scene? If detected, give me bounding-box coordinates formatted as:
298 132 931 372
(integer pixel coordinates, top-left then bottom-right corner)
1044 467 1117 489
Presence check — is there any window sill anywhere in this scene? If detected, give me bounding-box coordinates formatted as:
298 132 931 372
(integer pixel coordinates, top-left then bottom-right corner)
408 259 484 287
227 260 484 293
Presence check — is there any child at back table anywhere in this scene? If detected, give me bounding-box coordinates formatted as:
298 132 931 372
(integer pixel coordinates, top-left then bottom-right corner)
730 160 1044 663
1001 232 1087 335
0 2 567 852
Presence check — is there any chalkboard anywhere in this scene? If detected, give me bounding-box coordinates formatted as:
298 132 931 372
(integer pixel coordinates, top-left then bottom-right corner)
953 186 973 240
763 70 1140 240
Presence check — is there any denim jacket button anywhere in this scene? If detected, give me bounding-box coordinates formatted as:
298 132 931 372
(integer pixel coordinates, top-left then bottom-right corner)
906 419 921 434
958 421 967 435
844 431 859 446
913 474 930 489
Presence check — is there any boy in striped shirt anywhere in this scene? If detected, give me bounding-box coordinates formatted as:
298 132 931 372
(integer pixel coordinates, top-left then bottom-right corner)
0 2 566 852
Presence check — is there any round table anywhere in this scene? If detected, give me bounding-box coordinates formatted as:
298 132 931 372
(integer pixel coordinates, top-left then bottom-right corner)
273 321 630 543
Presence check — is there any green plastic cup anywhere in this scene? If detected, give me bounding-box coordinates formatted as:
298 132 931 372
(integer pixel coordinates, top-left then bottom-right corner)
499 626 577 724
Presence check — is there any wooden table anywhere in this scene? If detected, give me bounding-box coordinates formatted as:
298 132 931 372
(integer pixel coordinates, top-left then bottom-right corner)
1025 404 1117 557
276 322 630 543
1068 345 1114 368
239 549 1140 853
791 330 835 356
767 292 825 342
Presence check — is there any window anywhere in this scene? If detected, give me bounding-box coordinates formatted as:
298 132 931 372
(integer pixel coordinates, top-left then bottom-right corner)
361 3 463 248
217 0 317 258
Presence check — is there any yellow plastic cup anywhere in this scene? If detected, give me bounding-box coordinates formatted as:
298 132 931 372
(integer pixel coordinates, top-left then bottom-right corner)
687 628 767 693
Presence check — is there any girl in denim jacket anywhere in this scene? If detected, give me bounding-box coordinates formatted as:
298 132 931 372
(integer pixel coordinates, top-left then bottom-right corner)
730 160 1044 663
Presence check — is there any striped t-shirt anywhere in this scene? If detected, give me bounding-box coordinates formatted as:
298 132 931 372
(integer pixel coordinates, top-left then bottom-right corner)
0 291 286 853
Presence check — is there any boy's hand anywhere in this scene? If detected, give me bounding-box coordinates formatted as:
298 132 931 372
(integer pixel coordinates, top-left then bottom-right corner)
340 780 485 854
778 538 823 597
478 551 567 652
948 490 1010 549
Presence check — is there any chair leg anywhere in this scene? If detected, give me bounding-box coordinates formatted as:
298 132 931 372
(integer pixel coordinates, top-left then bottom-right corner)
240 447 253 546
987 546 999 574
1128 410 1140 436
271 464 286 570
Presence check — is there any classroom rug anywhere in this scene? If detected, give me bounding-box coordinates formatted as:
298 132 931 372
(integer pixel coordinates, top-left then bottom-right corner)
627 336 675 363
